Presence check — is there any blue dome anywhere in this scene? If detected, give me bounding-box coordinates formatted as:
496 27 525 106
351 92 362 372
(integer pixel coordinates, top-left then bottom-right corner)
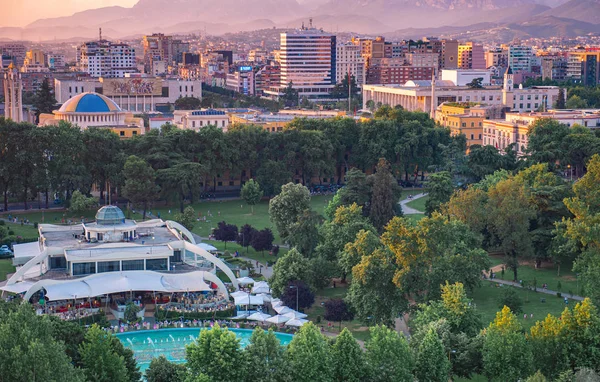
95 206 126 225
58 92 121 113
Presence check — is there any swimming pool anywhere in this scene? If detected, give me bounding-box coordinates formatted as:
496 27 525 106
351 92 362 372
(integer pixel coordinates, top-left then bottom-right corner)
116 328 294 371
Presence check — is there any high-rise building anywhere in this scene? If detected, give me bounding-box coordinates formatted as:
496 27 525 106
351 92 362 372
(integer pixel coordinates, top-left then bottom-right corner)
508 46 533 73
541 56 567 81
77 38 136 78
142 34 174 73
458 43 485 70
267 23 336 100
440 40 459 70
226 66 255 95
0 43 26 66
336 43 365 85
24 49 45 66
47 53 66 69
567 50 600 86
485 49 508 69
3 64 23 122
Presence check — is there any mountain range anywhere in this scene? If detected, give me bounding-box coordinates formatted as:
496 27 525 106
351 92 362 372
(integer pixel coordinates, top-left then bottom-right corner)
0 0 599 41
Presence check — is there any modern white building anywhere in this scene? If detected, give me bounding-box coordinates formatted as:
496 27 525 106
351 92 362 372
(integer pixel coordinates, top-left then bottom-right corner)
54 76 201 112
2 206 239 306
173 109 229 131
336 43 365 86
77 39 137 78
441 69 491 87
265 23 336 100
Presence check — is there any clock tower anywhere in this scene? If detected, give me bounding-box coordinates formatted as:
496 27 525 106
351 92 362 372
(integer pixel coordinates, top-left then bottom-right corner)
502 66 514 108
3 63 23 123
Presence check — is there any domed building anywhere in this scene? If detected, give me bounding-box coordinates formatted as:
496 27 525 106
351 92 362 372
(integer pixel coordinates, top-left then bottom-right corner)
39 92 144 137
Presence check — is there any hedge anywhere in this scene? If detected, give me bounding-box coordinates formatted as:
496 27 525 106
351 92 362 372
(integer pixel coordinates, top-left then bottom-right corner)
155 307 236 321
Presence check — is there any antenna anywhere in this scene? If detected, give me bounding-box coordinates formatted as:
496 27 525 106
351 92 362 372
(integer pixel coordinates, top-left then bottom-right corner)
99 28 102 41
309 17 313 28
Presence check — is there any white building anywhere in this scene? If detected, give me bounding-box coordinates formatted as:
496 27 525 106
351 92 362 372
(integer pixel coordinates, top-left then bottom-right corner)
441 69 491 86
226 68 255 96
265 23 336 100
173 109 230 131
77 39 137 78
54 76 202 113
46 54 65 69
336 43 365 86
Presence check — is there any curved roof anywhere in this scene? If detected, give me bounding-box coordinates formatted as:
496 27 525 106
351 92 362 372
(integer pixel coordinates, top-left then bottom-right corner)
95 205 126 225
58 92 121 113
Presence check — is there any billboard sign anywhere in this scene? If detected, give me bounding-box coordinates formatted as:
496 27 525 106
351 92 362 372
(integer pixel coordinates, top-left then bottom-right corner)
103 78 162 96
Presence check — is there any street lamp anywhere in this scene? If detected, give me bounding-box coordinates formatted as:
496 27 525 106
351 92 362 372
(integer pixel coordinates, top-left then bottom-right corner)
289 285 299 311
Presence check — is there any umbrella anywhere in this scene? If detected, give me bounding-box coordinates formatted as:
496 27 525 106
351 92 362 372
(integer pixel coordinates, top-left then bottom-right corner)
197 243 217 251
231 291 250 299
252 281 270 294
247 312 272 322
283 311 308 319
237 277 255 285
257 293 272 303
274 305 293 314
266 314 291 324
285 318 309 327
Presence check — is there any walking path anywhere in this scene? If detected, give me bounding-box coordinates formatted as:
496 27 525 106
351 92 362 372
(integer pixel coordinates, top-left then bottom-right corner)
483 277 584 301
399 193 427 215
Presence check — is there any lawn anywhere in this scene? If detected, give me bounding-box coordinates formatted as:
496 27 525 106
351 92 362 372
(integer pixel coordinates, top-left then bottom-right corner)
0 259 15 281
405 195 428 213
202 240 287 266
471 281 572 331
3 222 39 239
490 255 580 297
305 283 372 342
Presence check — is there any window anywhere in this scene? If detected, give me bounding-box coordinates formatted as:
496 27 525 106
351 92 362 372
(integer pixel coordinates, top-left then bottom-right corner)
170 250 182 264
146 258 168 271
50 256 67 270
470 122 474 127
470 134 474 140
73 262 96 276
229 181 234 186
132 131 137 135
192 121 196 128
97 261 120 273
479 134 482 139
217 181 223 187
122 260 144 271
120 131 125 136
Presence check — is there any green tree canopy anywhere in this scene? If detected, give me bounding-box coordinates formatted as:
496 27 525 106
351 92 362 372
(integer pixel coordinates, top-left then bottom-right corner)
270 248 313 296
414 327 451 382
145 355 186 382
331 328 367 382
122 155 158 219
79 324 128 382
285 322 332 382
365 325 413 382
269 182 311 241
240 179 263 214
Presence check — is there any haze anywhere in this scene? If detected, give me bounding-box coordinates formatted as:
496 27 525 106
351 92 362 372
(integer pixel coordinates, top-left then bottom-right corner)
1 0 138 27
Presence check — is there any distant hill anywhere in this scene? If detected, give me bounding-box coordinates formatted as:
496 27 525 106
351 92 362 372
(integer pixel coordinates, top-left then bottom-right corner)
540 0 600 24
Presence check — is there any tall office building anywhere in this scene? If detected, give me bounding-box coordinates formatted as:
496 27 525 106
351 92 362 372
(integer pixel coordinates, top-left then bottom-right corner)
336 43 365 85
142 34 175 74
269 22 336 99
458 43 485 70
0 43 26 66
440 40 459 70
509 46 533 73
567 50 600 86
77 36 136 78
485 48 508 68
3 64 23 122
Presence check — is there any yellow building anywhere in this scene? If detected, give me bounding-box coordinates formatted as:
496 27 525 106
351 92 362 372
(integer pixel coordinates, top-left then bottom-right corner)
436 103 484 149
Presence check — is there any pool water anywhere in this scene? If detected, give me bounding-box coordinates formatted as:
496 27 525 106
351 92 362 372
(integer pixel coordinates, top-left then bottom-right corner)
116 328 294 371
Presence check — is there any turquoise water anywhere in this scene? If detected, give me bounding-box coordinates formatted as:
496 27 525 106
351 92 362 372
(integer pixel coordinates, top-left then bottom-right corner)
116 328 294 371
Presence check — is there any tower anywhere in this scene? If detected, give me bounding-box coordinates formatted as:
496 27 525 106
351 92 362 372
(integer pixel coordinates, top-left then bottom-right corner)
502 65 514 109
430 71 436 119
3 63 23 122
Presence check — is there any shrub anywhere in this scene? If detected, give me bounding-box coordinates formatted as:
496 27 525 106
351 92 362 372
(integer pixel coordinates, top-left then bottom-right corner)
33 222 38 228
498 287 523 314
8 230 14 235
0 220 5 225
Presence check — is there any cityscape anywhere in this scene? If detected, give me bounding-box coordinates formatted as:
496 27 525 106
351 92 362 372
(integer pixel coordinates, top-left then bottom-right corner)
2 0 600 381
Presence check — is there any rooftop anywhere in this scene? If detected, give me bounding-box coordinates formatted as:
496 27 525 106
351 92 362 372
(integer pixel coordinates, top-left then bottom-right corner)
58 92 122 113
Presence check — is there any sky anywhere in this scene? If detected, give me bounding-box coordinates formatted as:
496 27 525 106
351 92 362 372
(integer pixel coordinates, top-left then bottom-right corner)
1 0 138 27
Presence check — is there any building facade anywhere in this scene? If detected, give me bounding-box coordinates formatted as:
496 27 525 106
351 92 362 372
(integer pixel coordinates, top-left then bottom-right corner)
173 109 229 131
336 43 365 86
77 40 137 78
3 64 23 122
509 46 533 73
458 43 486 70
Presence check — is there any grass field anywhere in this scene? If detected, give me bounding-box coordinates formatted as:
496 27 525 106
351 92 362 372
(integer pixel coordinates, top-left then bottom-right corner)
405 195 428 213
471 281 571 331
0 259 15 281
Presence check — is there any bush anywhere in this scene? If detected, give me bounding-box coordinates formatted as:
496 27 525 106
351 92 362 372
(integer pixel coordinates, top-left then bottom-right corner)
0 220 5 225
8 230 14 235
498 287 523 314
557 292 562 298
281 280 314 311
155 307 235 321
33 222 38 228
124 303 141 323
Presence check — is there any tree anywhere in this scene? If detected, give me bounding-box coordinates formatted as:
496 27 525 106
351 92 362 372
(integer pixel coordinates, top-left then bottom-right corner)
174 96 201 110
69 190 97 215
425 171 454 216
466 77 484 89
281 280 314 311
173 206 196 232
282 82 299 107
158 162 204 213
212 221 238 249
82 128 123 203
240 179 263 214
186 323 245 382
365 325 414 382
566 95 588 109
79 324 128 382
237 224 257 251
369 158 401 231
288 210 322 257
556 88 566 109
331 328 367 382
109 336 141 382
285 322 332 382
0 304 85 382
122 155 158 220
483 306 533 382
338 168 370 210
340 229 381 278
124 302 140 323
270 248 313 296
33 78 57 118
415 327 451 382
269 182 311 241
498 287 523 314
441 186 488 235
324 299 354 329
526 371 549 382
145 356 186 382
244 328 287 382
250 228 274 254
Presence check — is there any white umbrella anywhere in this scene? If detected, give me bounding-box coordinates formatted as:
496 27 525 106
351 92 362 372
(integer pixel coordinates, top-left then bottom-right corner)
266 314 291 324
283 311 308 319
257 293 272 302
237 277 255 285
274 305 293 314
285 318 309 327
197 243 217 251
231 291 250 299
271 298 281 305
247 312 272 322
251 281 270 294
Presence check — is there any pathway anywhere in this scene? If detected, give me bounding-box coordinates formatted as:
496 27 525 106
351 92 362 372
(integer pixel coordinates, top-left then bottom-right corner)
483 277 584 301
399 193 427 215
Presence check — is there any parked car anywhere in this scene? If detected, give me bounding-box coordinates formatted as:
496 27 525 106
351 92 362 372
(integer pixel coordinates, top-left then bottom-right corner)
0 245 13 258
